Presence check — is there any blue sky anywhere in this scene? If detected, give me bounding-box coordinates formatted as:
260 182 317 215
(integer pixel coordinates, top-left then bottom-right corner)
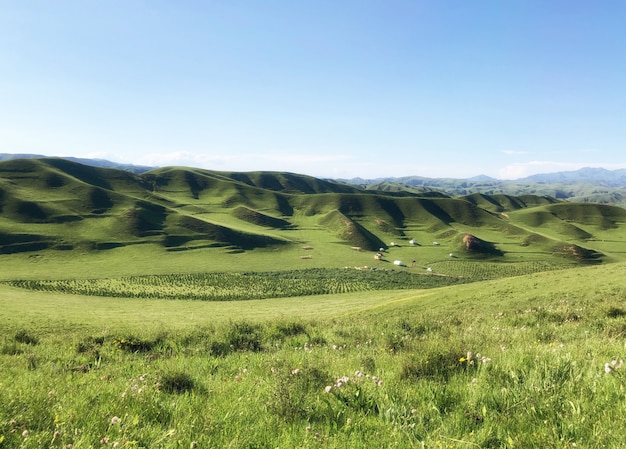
1 1 625 179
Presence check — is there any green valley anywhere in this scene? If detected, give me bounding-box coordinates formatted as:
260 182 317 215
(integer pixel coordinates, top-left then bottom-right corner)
1 158 626 448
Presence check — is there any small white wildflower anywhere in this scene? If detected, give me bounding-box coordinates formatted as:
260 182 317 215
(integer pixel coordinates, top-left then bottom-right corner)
291 369 301 375
111 416 121 425
324 385 332 393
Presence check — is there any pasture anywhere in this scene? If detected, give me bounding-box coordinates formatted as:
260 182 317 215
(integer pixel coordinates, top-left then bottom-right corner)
2 160 626 447
1 262 625 448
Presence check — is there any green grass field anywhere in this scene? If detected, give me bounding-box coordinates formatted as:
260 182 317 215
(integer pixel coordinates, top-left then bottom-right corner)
1 262 625 448
2 160 626 447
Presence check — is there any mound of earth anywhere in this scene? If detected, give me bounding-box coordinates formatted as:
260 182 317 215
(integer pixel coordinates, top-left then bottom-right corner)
462 234 503 256
552 244 603 263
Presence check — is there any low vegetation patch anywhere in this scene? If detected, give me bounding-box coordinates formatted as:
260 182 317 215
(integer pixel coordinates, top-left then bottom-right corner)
14 329 39 345
428 260 566 279
2 268 468 300
159 371 195 394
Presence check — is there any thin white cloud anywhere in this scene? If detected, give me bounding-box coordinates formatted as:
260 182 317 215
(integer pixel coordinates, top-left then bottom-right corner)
68 151 114 160
135 151 240 168
131 151 353 175
258 153 351 164
502 150 528 155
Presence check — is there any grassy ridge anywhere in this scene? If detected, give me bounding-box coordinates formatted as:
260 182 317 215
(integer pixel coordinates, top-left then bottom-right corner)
2 158 625 270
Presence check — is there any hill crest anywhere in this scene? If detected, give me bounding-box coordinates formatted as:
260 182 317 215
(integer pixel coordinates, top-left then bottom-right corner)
1 158 625 270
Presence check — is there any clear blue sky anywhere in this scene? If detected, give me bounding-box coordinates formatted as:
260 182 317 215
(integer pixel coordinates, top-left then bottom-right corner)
1 1 625 179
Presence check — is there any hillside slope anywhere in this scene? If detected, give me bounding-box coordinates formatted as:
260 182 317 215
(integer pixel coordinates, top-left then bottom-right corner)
1 158 625 272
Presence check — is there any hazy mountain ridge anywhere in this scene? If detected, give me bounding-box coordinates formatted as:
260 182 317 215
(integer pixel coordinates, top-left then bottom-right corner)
341 167 626 186
522 167 626 185
340 168 626 206
1 158 624 267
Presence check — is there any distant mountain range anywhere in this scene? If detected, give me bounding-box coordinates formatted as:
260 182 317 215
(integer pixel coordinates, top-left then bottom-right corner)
1 153 625 206
341 167 626 187
339 168 626 206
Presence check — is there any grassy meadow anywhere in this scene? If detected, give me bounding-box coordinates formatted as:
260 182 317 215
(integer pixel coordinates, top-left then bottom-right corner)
1 260 626 448
2 160 626 448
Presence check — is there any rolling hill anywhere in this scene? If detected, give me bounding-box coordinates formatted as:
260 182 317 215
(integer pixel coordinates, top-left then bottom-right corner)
1 158 626 274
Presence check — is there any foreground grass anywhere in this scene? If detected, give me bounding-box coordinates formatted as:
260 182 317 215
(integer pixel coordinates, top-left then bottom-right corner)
1 264 625 448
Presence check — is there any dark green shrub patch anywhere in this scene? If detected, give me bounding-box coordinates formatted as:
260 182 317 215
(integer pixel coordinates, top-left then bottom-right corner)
14 329 39 345
0 341 24 355
400 348 492 381
270 321 308 339
114 336 157 353
209 341 231 357
75 335 105 354
607 307 626 318
159 371 195 394
226 321 263 352
267 365 332 421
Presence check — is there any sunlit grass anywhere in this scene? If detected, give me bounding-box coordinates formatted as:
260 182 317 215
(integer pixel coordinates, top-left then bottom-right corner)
1 263 626 447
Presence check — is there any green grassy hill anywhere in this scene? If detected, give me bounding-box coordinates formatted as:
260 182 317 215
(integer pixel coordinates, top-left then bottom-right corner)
2 158 626 277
